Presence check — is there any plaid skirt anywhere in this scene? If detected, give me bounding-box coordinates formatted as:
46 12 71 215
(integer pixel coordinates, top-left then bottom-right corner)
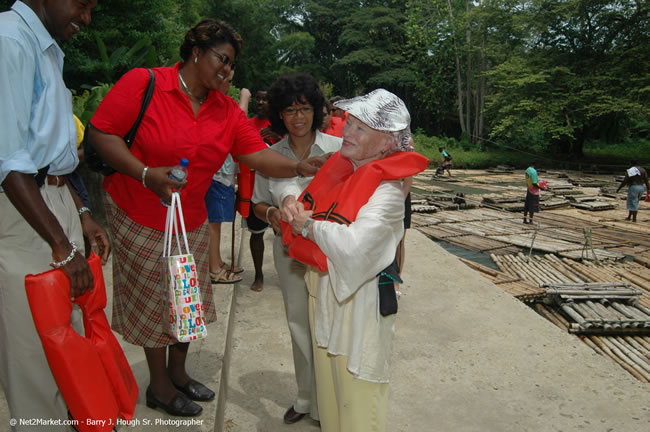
104 192 216 347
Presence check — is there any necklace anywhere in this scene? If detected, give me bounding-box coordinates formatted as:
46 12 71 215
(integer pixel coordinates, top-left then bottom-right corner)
178 70 206 105
289 133 315 161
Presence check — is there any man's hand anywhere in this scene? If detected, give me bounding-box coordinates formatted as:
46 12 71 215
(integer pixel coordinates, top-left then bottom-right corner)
52 242 93 298
80 213 111 264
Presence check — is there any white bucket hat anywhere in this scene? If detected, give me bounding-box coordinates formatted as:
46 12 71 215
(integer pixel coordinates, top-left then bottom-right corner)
334 89 413 151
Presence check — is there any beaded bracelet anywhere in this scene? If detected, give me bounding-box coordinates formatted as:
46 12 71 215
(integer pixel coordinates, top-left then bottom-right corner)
50 241 78 269
141 166 149 188
265 206 277 223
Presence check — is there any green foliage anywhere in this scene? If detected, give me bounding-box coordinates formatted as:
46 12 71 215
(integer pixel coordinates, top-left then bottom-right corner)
72 84 113 124
62 0 193 89
3 0 648 164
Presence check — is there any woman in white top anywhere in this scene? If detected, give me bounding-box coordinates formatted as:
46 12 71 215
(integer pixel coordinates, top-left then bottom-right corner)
282 89 429 432
252 72 341 424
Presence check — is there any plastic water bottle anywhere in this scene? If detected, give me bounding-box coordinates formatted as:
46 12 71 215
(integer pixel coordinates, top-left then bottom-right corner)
161 158 189 206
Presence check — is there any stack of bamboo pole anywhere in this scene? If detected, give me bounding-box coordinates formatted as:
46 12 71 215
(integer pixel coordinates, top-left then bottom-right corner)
534 304 650 383
458 258 544 300
542 282 650 334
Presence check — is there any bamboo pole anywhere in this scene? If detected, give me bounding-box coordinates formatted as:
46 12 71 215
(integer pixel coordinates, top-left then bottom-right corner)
561 304 589 327
591 337 650 383
632 336 650 352
607 337 650 375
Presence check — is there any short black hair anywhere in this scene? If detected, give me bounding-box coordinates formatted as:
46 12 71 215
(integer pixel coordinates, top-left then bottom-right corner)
267 73 325 135
180 18 243 62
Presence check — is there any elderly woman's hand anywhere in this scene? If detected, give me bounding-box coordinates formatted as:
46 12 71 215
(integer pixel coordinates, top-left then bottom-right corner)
290 207 313 237
281 195 303 223
144 166 188 205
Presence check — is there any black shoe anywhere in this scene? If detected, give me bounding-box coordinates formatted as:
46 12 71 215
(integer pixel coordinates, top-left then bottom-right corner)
146 386 202 417
283 406 306 424
173 379 215 401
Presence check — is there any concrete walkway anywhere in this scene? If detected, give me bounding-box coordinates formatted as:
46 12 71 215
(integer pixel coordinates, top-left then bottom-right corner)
1 224 649 431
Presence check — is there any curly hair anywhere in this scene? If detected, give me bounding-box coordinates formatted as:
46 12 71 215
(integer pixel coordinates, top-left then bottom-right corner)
267 73 325 136
179 18 243 62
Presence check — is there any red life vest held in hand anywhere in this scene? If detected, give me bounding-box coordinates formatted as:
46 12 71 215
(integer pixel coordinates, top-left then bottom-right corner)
281 151 429 271
24 253 138 430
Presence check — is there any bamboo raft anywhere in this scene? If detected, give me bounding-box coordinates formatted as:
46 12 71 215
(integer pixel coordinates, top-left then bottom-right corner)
542 282 650 335
415 168 650 382
461 253 650 382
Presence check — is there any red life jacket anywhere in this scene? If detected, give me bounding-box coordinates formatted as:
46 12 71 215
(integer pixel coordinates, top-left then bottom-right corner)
24 253 138 430
281 151 429 271
236 117 277 217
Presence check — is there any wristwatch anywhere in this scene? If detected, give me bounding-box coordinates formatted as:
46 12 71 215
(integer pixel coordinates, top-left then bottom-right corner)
301 218 314 238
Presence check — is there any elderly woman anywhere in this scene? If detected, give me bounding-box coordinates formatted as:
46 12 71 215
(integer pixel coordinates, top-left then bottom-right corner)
282 89 429 432
252 72 342 424
88 19 321 417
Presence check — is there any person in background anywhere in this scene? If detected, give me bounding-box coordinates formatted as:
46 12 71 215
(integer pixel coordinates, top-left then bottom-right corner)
325 96 347 138
320 99 332 133
205 73 248 284
523 161 541 224
67 114 93 209
282 89 429 432
253 72 341 425
238 88 282 292
0 1 110 429
88 18 323 418
616 160 649 223
437 147 452 176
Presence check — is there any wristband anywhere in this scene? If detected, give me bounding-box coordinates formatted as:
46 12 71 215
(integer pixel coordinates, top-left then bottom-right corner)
77 206 91 217
141 166 149 188
265 206 277 223
50 242 78 269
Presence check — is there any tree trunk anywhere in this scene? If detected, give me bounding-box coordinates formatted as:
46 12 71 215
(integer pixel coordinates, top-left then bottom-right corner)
447 0 465 134
478 23 487 150
465 1 472 140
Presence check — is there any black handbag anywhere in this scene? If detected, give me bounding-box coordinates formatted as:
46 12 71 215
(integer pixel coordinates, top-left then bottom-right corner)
83 68 155 176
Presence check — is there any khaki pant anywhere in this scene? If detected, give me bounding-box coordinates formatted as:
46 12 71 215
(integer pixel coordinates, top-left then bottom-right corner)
308 296 389 432
0 184 84 431
273 235 318 419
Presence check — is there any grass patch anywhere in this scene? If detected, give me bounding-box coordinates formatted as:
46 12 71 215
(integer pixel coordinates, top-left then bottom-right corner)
413 134 650 172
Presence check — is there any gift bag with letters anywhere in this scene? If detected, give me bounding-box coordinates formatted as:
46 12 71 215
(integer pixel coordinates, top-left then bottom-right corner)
162 192 208 342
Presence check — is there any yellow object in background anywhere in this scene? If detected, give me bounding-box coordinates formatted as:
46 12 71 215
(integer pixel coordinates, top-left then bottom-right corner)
73 115 85 148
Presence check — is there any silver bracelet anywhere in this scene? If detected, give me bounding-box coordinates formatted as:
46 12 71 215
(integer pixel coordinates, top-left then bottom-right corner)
77 206 91 216
50 242 78 269
141 166 149 188
265 206 277 223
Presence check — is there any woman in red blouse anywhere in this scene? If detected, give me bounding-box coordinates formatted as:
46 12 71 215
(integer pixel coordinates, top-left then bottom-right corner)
89 19 319 417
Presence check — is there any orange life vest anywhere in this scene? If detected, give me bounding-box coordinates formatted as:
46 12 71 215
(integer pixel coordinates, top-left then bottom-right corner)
281 151 429 271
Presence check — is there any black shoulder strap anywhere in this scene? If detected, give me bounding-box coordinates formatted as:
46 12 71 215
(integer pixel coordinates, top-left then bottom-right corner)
123 68 155 147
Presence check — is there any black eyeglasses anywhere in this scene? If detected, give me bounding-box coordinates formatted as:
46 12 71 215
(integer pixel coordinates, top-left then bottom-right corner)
209 48 236 69
283 106 313 117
